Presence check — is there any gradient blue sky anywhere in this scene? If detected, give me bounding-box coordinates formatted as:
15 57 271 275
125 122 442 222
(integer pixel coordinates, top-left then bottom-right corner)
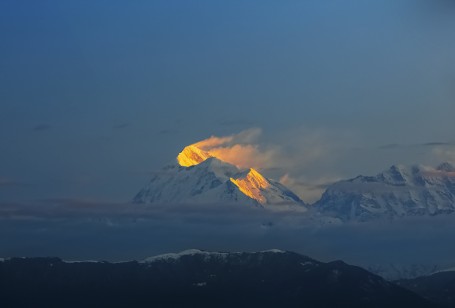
1 0 455 203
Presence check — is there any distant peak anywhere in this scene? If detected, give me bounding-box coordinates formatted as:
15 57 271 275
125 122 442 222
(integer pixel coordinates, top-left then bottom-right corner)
177 145 213 167
437 162 455 172
388 164 407 173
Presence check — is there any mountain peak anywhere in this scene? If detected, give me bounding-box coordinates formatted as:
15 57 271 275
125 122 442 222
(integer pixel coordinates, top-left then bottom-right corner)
229 168 270 204
437 162 455 172
317 162 455 221
135 140 305 207
379 164 415 185
177 145 213 167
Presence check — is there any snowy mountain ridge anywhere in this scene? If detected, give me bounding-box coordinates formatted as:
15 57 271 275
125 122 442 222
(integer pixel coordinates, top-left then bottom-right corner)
142 249 286 263
315 162 455 221
134 141 455 220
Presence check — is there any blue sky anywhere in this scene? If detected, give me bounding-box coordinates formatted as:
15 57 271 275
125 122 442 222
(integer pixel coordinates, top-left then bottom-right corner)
1 0 455 203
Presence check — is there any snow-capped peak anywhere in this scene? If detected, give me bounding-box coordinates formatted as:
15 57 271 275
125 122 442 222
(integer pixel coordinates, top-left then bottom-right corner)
436 162 455 173
380 164 414 185
134 140 305 207
316 162 455 221
432 266 455 275
230 168 270 204
177 145 213 167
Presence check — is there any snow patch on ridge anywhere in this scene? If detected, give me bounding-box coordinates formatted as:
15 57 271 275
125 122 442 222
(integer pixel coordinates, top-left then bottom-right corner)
261 249 285 253
432 267 455 275
142 249 287 263
143 249 230 262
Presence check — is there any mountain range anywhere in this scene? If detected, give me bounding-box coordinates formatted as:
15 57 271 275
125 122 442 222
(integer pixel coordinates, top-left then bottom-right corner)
134 142 455 221
396 267 455 307
0 250 435 308
316 162 455 221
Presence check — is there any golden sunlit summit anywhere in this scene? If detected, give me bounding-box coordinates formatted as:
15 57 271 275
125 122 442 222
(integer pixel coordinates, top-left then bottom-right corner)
174 139 290 205
177 145 213 167
229 168 270 204
134 132 303 206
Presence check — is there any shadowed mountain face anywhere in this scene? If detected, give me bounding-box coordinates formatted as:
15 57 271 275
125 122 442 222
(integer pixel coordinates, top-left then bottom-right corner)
0 250 435 308
396 270 455 307
315 163 455 221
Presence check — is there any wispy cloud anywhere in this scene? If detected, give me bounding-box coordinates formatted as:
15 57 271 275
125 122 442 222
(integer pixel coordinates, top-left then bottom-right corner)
378 141 454 150
0 177 25 187
378 142 455 165
219 119 255 127
188 127 352 202
279 174 340 203
421 142 451 147
432 146 455 164
191 128 274 170
33 124 52 132
113 123 130 129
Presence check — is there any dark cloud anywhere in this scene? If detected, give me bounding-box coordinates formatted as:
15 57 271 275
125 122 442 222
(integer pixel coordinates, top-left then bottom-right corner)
33 124 52 132
421 142 451 147
0 178 25 187
378 142 454 150
282 177 337 191
113 123 130 129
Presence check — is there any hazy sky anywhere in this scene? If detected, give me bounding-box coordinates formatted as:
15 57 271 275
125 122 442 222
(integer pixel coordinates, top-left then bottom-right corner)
1 0 455 203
